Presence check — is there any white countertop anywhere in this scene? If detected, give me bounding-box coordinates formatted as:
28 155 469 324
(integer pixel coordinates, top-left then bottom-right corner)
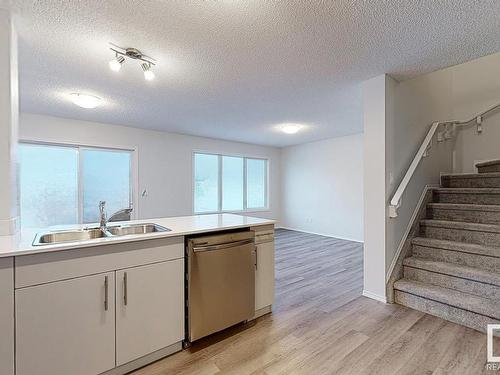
0 214 275 258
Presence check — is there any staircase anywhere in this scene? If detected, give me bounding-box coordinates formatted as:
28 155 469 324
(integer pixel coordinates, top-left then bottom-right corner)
394 159 500 333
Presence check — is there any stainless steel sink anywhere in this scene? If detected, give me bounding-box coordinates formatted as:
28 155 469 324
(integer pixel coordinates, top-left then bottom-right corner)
106 223 171 236
32 223 171 246
33 228 107 245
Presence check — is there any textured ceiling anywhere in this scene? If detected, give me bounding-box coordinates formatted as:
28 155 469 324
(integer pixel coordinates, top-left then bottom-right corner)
6 0 500 146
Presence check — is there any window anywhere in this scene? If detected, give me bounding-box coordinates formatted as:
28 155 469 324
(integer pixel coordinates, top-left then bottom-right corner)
19 142 133 230
194 152 268 213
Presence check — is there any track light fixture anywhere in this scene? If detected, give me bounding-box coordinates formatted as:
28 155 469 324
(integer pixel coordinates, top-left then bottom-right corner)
108 43 156 81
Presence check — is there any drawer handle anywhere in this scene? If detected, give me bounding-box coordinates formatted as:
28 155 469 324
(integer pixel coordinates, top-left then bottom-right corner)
124 272 128 306
104 276 109 311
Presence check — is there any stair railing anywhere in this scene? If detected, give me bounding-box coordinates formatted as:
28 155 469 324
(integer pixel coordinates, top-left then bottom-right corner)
389 102 500 218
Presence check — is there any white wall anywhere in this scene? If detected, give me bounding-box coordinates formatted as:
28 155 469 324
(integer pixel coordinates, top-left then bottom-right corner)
385 70 456 276
0 10 19 236
280 134 363 242
362 75 391 301
19 113 281 223
448 52 500 173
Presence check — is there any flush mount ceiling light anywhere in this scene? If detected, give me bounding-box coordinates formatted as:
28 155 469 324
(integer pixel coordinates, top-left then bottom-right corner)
69 93 102 109
279 123 304 134
108 43 156 81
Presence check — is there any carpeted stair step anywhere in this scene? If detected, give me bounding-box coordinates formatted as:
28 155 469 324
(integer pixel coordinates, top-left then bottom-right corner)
412 237 500 272
420 219 500 247
394 279 500 333
433 188 500 205
476 160 500 174
403 257 500 299
427 203 500 224
441 172 500 188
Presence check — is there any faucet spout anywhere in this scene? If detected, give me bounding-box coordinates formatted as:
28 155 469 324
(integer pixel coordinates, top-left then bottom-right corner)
99 201 107 231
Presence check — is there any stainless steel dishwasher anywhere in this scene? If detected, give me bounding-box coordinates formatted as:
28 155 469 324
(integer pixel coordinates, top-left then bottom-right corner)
186 230 256 343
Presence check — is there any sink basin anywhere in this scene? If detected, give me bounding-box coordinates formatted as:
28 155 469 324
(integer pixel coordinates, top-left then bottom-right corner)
106 223 171 236
33 228 106 245
32 223 171 246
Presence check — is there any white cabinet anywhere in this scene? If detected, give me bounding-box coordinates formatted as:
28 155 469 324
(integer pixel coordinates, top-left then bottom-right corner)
116 259 184 365
16 272 116 375
255 241 275 310
0 258 14 375
254 226 275 312
14 237 185 375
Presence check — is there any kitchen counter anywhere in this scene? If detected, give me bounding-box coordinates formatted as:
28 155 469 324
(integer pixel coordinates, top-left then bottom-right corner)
0 213 275 257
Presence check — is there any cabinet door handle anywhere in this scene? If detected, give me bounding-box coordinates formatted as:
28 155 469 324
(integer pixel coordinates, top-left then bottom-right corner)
123 272 128 306
104 276 109 311
255 247 258 270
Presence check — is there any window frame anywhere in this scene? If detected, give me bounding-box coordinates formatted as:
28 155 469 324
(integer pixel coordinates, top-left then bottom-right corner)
192 151 269 214
19 140 138 225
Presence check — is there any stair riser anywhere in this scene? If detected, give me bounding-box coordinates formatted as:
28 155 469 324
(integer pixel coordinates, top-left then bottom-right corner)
478 165 500 173
441 177 500 188
395 290 500 334
433 192 500 205
420 225 500 247
404 267 500 299
427 207 500 225
412 245 500 272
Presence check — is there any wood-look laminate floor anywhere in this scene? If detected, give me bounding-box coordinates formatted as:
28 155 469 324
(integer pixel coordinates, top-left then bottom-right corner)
132 229 496 375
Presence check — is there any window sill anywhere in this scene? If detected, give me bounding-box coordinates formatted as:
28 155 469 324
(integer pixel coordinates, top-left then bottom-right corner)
194 208 271 215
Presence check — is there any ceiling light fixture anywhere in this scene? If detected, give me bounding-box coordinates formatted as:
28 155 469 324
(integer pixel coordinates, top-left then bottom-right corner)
108 43 156 81
69 93 102 109
280 123 303 134
109 53 125 72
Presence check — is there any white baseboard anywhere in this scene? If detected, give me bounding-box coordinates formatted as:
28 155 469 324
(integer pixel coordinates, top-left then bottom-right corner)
277 226 363 243
362 290 387 303
0 217 18 236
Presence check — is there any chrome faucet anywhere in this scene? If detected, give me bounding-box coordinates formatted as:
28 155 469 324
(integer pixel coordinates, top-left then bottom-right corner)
99 201 107 231
99 201 133 230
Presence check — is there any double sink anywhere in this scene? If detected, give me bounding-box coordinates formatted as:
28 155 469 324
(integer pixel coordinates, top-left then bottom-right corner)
33 223 171 246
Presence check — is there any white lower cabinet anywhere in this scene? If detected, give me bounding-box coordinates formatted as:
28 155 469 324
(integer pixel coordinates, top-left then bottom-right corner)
0 258 14 375
116 259 184 366
15 253 185 375
16 272 116 375
255 240 275 311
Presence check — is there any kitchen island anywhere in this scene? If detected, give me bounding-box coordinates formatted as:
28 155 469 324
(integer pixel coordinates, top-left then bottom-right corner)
0 214 275 375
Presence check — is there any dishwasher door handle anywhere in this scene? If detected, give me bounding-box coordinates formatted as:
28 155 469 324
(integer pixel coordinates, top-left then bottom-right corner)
192 239 254 252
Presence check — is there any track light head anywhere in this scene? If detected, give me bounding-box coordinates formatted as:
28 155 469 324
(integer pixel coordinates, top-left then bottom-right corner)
142 63 155 81
109 54 125 72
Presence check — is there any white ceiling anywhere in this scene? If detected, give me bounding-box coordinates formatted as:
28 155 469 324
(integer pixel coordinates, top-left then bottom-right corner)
6 0 500 147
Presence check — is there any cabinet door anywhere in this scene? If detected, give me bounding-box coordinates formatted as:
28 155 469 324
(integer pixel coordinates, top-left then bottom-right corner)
16 272 115 375
0 258 14 375
116 259 184 365
255 241 275 311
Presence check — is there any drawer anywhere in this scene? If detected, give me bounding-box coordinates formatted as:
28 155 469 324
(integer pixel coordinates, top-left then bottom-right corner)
253 225 275 244
255 233 274 244
15 237 184 288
